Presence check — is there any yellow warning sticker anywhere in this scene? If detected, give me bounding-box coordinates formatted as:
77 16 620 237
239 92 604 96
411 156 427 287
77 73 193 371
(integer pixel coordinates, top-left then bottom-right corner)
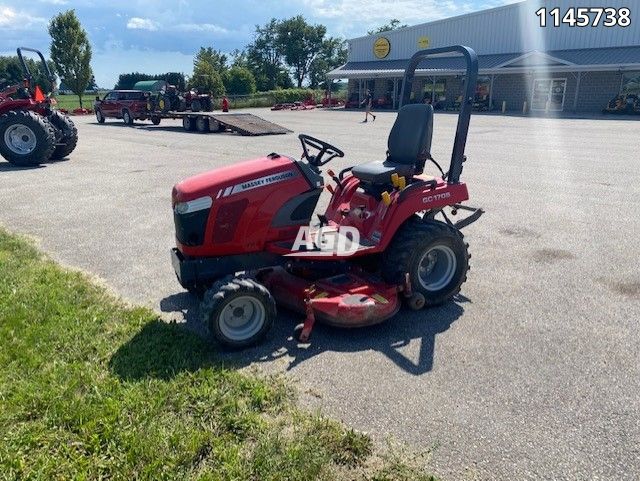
372 294 389 304
314 292 329 299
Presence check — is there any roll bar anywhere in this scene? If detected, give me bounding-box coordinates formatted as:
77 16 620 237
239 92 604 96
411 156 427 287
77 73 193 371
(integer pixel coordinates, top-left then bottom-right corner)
399 45 478 184
16 47 55 84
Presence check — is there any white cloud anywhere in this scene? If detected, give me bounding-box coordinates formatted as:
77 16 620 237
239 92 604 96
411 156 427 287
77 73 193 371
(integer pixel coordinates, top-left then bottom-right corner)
126 17 159 31
38 0 68 5
173 23 229 34
0 5 46 29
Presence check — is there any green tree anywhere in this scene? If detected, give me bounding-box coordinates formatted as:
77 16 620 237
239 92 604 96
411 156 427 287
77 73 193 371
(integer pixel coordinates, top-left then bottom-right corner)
194 47 227 73
276 16 326 88
0 56 56 92
225 67 256 95
246 19 291 91
189 62 225 96
367 19 408 35
308 37 347 89
48 10 93 108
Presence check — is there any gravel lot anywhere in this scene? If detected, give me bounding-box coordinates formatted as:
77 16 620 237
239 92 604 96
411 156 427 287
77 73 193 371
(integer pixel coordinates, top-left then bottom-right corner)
1 108 638 480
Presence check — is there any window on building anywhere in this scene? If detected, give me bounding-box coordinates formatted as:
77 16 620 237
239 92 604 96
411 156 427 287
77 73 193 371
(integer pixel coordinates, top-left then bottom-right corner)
621 72 640 95
421 78 446 104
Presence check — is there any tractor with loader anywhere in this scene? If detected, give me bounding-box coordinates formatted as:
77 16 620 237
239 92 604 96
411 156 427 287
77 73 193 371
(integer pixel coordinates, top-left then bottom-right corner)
0 48 78 167
170 46 484 348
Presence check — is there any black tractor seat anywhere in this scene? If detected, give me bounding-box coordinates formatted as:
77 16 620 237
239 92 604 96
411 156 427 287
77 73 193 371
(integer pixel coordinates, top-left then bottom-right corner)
352 103 434 185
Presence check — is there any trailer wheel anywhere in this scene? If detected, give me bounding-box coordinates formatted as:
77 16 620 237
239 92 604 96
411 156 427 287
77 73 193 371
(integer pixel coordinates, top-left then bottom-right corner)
48 111 78 160
0 110 56 166
382 219 469 307
196 116 209 133
182 116 196 131
201 277 276 348
151 116 161 125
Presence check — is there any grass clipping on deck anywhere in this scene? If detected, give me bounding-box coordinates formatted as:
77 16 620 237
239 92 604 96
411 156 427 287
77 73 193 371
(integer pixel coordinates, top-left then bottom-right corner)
0 229 435 481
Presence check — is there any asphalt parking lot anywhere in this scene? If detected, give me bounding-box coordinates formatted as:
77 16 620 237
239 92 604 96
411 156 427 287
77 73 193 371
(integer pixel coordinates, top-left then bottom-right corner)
1 108 638 480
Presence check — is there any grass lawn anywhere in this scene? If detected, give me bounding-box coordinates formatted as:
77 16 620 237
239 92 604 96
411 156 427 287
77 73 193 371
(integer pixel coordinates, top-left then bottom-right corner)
53 93 104 111
0 228 436 481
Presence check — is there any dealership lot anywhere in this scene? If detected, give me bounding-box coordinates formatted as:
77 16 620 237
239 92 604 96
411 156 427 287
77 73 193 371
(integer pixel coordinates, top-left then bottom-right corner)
1 109 638 480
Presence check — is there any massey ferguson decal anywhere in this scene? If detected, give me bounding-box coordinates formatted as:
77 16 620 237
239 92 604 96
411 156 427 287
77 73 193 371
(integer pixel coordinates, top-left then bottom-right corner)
216 170 296 198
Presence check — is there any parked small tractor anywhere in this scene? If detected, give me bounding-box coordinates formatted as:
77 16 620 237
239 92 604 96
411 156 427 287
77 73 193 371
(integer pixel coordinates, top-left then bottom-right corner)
0 48 78 167
147 85 213 113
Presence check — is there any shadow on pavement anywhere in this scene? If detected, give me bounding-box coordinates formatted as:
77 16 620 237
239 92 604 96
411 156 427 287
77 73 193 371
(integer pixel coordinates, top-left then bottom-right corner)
108 290 468 380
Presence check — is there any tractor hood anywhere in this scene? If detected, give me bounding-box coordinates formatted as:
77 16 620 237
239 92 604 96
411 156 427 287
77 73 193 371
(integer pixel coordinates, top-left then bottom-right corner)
172 154 299 204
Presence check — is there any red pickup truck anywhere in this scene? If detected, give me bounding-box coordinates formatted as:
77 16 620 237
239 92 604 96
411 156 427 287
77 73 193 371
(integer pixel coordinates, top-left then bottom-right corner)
94 90 161 125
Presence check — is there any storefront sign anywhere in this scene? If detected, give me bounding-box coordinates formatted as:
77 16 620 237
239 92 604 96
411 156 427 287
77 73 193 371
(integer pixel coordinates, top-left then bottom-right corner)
373 37 391 58
418 36 430 49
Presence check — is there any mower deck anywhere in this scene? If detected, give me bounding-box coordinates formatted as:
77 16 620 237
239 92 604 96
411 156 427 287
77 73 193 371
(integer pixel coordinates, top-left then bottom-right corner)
260 267 402 341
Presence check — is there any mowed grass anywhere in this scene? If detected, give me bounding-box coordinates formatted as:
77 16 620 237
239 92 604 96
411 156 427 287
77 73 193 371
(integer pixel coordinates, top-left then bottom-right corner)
0 228 436 481
53 93 104 111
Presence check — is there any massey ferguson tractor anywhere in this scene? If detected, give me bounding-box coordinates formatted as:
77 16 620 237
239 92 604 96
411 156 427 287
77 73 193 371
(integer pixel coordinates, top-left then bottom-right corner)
0 47 78 167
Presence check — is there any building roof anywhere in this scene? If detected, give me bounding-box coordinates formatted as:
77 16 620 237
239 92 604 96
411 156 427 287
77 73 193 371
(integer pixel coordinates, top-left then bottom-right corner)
328 46 640 79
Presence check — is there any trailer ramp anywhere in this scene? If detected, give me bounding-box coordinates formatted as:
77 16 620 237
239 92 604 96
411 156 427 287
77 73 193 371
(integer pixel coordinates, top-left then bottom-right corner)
213 113 290 136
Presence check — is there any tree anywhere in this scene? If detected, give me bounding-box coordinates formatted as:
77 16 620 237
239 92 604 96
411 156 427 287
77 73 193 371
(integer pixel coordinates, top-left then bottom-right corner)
367 19 408 35
189 61 225 96
225 67 256 95
276 16 326 88
48 10 93 108
246 18 291 91
308 37 347 89
194 47 227 73
0 56 56 92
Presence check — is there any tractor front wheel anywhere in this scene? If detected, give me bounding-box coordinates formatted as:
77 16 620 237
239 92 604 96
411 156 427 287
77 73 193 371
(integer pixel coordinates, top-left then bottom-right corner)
0 110 56 166
382 219 469 307
49 111 78 160
201 277 276 348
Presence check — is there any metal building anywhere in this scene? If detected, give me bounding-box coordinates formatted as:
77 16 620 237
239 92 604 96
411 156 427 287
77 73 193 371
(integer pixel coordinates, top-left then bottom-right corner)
327 0 640 113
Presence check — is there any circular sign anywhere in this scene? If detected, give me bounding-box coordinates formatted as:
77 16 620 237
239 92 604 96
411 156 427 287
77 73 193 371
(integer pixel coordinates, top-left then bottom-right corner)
418 36 430 49
373 37 391 59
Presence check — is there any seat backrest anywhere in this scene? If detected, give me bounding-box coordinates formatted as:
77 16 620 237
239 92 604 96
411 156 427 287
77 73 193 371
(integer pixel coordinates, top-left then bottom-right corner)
387 104 434 167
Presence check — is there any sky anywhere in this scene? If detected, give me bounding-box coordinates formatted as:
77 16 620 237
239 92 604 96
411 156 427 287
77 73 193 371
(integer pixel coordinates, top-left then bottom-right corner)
0 0 518 88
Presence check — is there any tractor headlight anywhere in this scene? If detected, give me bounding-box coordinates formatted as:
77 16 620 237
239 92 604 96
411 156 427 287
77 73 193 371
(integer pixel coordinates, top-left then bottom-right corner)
174 196 212 215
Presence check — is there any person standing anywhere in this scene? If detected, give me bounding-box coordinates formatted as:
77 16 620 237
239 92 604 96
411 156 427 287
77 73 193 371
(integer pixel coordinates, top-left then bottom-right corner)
360 89 376 122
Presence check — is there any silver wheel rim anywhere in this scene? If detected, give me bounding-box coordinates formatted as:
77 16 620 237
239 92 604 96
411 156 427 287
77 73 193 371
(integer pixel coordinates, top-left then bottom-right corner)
418 245 457 291
218 296 266 341
124 112 130 123
4 124 37 155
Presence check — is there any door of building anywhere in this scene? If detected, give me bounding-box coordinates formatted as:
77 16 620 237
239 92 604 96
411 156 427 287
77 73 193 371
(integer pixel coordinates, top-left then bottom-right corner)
531 78 567 111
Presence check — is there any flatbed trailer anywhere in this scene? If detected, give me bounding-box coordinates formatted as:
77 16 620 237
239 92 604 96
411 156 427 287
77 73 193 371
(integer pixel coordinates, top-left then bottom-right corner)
149 111 291 136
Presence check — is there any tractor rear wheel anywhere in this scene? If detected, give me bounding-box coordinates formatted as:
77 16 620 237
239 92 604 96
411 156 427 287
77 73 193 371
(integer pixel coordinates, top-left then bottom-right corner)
49 111 78 160
0 110 56 166
191 99 202 112
201 277 276 348
381 218 469 307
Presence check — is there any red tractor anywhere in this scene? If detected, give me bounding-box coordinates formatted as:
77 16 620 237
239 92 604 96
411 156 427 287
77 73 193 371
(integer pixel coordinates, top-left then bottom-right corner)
0 48 78 167
171 46 483 348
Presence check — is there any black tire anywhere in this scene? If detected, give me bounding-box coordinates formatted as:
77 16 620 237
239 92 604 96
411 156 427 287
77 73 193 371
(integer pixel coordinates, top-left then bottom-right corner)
48 111 78 160
381 218 469 306
196 116 209 133
191 99 202 112
0 110 56 166
201 277 276 348
122 109 133 125
182 116 196 131
151 116 161 125
95 108 106 123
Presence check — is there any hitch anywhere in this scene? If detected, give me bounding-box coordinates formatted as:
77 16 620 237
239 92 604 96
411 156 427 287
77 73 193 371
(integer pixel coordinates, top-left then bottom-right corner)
451 204 484 230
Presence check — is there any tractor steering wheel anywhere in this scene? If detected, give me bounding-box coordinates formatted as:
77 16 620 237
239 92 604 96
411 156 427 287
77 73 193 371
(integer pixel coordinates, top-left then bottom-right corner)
298 134 344 168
